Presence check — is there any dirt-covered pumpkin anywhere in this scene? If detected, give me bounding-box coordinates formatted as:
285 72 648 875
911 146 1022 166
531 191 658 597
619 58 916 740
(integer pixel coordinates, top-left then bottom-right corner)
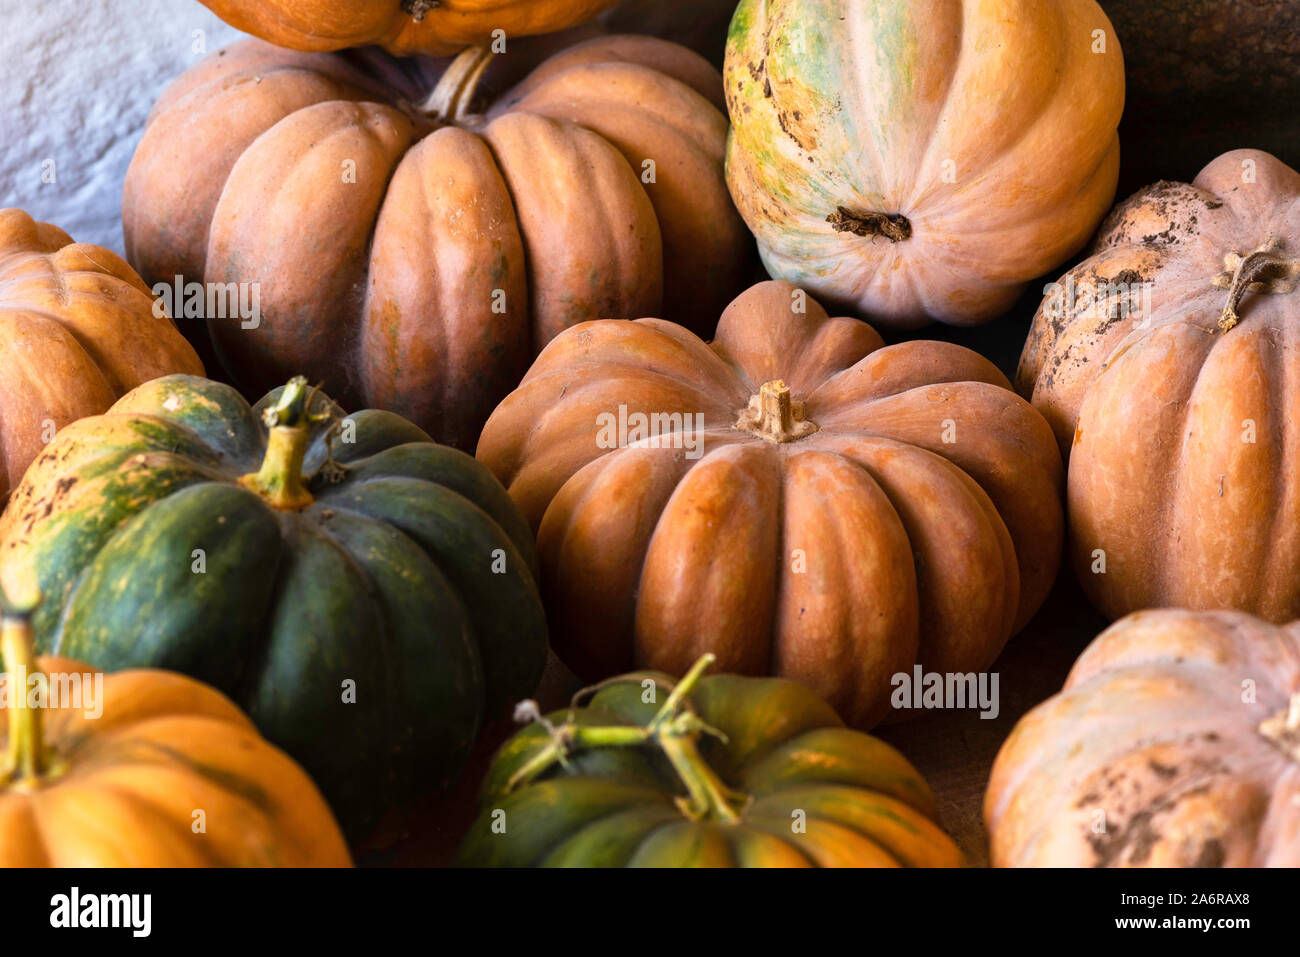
123 35 748 451
476 281 1063 727
986 609 1300 867
724 0 1125 327
198 0 619 57
457 655 964 867
0 209 202 500
0 374 547 845
1017 149 1300 623
0 593 350 866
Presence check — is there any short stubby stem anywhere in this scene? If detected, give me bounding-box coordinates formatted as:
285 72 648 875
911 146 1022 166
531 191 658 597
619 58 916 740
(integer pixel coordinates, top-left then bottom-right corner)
827 206 912 243
735 379 819 444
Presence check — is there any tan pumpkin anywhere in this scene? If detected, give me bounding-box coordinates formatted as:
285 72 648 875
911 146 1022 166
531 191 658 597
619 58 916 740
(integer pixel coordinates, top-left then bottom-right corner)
0 209 203 499
724 0 1126 327
0 598 350 866
198 0 619 56
477 281 1064 727
986 608 1300 867
123 36 748 451
1017 149 1300 622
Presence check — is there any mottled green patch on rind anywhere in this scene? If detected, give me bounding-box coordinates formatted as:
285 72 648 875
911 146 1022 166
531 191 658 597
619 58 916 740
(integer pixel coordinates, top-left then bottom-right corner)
56 483 283 689
21 455 220 642
109 375 265 466
726 0 755 46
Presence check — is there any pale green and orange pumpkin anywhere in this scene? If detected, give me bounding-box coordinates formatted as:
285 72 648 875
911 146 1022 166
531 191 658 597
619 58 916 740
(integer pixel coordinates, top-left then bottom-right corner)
724 0 1125 327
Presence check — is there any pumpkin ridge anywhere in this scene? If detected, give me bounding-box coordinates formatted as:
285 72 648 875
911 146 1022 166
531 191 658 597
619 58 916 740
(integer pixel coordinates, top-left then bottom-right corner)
322 474 542 709
237 511 404 818
902 6 965 211
539 794 681 865
915 5 1074 219
94 738 274 817
1149 325 1245 607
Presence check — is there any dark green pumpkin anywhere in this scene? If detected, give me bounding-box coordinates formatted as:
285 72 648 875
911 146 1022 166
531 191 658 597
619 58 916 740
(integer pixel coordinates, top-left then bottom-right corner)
456 657 962 867
0 374 547 844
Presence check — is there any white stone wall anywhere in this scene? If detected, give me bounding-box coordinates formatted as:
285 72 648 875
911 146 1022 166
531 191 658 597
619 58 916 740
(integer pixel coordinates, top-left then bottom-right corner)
0 0 240 252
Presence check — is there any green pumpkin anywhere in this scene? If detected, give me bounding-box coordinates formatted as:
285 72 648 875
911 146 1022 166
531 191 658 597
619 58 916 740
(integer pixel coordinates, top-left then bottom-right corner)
0 374 547 844
456 656 963 867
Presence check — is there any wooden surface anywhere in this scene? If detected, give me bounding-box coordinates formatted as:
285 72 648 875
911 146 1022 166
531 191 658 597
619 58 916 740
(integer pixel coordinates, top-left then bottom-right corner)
875 572 1107 866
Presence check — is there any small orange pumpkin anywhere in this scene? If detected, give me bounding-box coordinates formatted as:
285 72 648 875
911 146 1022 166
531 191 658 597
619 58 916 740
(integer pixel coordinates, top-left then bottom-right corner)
477 281 1064 727
0 596 350 866
0 209 202 498
198 0 619 57
986 609 1300 867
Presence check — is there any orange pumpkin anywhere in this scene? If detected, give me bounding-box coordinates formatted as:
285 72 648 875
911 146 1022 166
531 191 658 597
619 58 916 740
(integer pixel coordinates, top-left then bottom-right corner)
123 36 748 451
477 281 1064 727
724 0 1125 327
198 0 619 56
0 597 350 866
1017 149 1300 622
986 609 1300 867
0 209 203 498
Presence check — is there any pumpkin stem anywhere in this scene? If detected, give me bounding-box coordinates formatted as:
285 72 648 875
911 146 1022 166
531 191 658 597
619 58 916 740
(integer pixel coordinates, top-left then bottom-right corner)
735 379 819 444
1212 238 1300 332
1259 692 1300 762
239 376 318 511
402 0 438 22
505 654 751 824
827 207 912 243
1 588 47 786
419 45 493 124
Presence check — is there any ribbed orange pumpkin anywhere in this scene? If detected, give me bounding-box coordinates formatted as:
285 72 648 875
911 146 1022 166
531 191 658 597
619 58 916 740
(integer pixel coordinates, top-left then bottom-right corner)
1017 149 1300 622
0 601 349 866
198 0 619 56
123 36 747 451
0 209 203 499
724 0 1125 327
987 609 1300 867
477 281 1064 727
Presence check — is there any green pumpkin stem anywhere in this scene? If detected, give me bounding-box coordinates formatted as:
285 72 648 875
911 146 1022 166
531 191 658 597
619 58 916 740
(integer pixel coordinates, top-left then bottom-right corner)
420 44 493 124
1 591 46 785
239 376 318 511
506 653 750 824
